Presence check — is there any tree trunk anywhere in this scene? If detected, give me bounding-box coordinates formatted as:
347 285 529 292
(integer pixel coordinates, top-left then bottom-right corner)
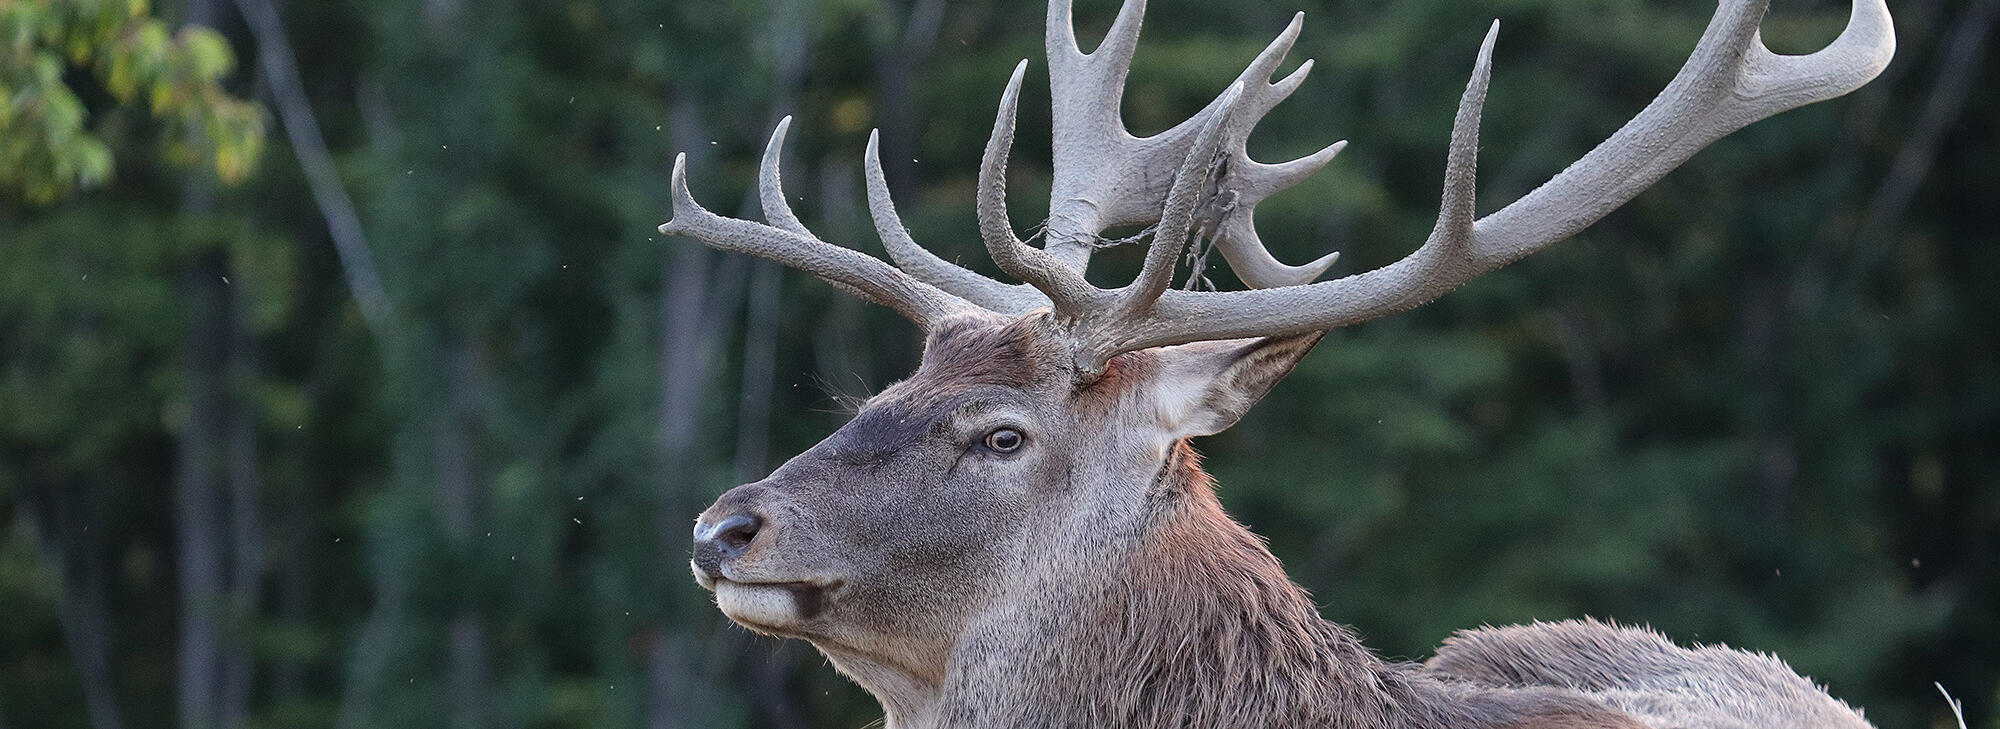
334 556 409 729
648 229 717 729
229 0 395 339
267 475 313 708
218 250 266 729
871 0 945 204
23 484 129 729
733 260 781 485
177 251 230 729
1848 0 1998 267
438 341 486 729
223 0 413 723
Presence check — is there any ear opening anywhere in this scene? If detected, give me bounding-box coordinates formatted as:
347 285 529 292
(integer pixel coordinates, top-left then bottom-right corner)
1150 331 1328 439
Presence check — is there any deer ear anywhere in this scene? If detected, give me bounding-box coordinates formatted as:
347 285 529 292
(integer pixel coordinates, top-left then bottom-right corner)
1146 331 1328 439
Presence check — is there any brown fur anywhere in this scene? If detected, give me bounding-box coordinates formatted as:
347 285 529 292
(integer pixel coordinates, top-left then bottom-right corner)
1429 620 1875 729
930 444 1664 729
909 314 1052 391
695 319 1874 729
1013 446 1400 727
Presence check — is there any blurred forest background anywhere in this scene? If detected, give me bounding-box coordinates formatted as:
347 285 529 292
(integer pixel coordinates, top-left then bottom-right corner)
0 0 1994 727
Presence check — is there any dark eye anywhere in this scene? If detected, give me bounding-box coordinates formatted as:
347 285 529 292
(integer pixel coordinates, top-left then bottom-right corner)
982 427 1025 454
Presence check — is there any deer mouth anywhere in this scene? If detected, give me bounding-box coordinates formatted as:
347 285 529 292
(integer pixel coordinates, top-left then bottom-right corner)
712 579 844 628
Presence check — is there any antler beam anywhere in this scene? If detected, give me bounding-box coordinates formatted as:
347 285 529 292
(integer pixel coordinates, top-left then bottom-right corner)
660 0 1893 381
660 120 974 330
662 0 1364 337
1066 0 1894 369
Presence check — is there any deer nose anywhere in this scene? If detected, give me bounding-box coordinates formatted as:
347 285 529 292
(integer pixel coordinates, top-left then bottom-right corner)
692 513 762 580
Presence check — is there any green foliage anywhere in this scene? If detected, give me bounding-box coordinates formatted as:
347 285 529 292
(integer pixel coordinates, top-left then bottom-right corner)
0 0 1993 728
0 0 265 204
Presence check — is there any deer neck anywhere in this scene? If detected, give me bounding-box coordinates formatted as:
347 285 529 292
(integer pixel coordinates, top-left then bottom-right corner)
913 444 1422 729
839 449 1655 729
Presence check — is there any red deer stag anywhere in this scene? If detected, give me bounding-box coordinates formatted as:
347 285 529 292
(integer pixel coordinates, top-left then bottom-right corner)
667 0 1894 726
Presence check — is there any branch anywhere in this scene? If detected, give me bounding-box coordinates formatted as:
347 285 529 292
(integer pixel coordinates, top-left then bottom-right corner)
230 0 396 339
1848 0 1999 264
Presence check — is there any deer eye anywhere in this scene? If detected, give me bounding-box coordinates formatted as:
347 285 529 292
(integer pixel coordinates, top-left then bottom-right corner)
981 427 1025 454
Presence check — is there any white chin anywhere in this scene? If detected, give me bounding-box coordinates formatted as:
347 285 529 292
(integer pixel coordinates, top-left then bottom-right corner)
714 582 801 630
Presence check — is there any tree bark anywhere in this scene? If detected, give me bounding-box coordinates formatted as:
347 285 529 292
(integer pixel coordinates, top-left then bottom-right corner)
438 342 486 729
229 0 396 338
871 0 946 203
219 246 266 729
22 485 129 729
333 553 409 729
733 260 781 484
648 247 714 729
222 2 416 724
177 251 231 729
1848 0 1999 267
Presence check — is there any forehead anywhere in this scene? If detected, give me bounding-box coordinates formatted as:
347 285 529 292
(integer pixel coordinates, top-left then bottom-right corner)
867 316 1062 411
831 389 1015 460
818 319 1053 456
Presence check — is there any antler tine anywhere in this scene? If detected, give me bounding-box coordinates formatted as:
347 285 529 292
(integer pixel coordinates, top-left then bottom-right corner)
1205 146 1345 288
1047 0 1147 74
1042 3 1346 289
864 130 1051 314
1428 24 1493 267
1474 0 1894 261
1084 0 1891 364
1116 82 1242 317
662 147 972 330
1078 23 1496 366
1206 24 1349 288
980 60 1107 316
758 117 813 237
1041 0 1172 272
756 119 898 307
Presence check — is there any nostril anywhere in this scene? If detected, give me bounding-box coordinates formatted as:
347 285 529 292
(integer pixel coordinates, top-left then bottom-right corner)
714 514 760 552
695 513 763 560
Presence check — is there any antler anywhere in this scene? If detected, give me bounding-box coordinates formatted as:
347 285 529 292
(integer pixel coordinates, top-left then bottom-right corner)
1060 0 1895 369
864 128 1050 315
665 0 1347 328
1039 0 1345 286
660 0 1893 379
659 118 975 329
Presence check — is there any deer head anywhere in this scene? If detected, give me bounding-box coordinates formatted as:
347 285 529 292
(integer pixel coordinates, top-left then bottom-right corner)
668 0 1892 725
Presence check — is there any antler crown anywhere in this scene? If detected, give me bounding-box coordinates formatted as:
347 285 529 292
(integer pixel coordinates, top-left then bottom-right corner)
661 0 1894 379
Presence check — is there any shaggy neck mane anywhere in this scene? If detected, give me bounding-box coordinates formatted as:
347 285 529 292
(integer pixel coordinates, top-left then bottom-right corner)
1057 443 1414 727
931 443 1426 728
917 444 1647 729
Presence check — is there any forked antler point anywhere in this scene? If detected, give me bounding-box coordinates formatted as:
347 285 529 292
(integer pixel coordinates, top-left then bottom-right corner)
865 127 1050 313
